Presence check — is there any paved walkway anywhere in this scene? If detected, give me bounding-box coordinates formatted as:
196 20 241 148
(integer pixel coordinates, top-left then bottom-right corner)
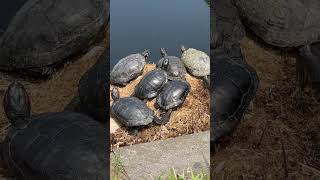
111 131 210 179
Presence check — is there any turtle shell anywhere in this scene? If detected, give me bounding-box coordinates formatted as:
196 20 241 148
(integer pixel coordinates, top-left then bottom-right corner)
211 49 259 143
0 0 109 73
235 0 320 47
156 56 186 80
111 97 154 127
181 48 210 77
134 69 168 100
2 112 107 180
78 49 109 123
110 53 146 85
156 79 190 110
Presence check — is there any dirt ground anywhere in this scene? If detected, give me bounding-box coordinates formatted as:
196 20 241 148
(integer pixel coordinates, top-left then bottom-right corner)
110 64 210 148
211 35 320 179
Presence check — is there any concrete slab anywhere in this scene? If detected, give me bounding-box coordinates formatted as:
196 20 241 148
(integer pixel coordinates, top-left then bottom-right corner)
110 131 210 179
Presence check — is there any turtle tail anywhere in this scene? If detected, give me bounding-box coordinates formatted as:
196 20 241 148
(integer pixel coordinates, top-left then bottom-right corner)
154 109 172 125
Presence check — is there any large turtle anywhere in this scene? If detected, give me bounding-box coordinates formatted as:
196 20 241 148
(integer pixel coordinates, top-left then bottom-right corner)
155 79 191 124
133 63 168 101
180 45 210 78
111 88 164 134
0 0 109 75
211 0 320 143
213 0 320 88
156 48 186 80
110 50 150 86
1 81 107 180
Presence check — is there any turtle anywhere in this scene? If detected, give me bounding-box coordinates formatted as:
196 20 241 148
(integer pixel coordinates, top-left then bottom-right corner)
0 0 109 76
213 0 320 88
211 47 259 144
155 79 191 124
65 49 109 123
133 61 168 101
110 49 150 86
156 48 186 80
210 0 320 144
180 45 210 79
1 81 107 180
111 88 164 134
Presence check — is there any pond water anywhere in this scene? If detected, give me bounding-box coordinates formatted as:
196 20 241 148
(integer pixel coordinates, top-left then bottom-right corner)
110 0 210 68
0 0 28 36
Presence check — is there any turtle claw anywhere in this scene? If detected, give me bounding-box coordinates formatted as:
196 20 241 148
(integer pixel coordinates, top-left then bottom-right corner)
154 110 172 125
128 128 139 135
42 67 54 76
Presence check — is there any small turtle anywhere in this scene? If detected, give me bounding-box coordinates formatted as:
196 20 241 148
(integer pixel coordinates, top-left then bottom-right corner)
1 82 107 180
133 60 168 100
211 47 259 144
110 50 150 86
180 45 210 79
64 49 108 123
111 88 164 134
156 48 186 80
155 79 191 124
0 0 109 76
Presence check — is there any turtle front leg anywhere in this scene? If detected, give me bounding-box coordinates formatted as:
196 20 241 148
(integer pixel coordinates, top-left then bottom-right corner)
127 127 139 135
203 75 210 88
154 109 173 125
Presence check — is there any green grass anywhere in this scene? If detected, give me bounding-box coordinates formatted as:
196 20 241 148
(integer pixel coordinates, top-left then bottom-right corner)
157 168 209 180
111 151 129 180
111 152 209 180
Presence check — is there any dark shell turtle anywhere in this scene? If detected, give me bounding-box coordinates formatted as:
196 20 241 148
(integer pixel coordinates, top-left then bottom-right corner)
111 88 163 133
213 0 320 89
155 79 191 124
133 66 168 100
211 47 259 144
110 50 150 86
156 48 186 80
1 82 107 180
64 49 108 123
180 45 210 78
0 0 109 75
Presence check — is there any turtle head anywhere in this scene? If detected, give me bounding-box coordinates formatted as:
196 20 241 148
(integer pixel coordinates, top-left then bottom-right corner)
111 88 120 102
162 58 169 69
3 81 31 127
180 45 187 53
141 49 150 59
160 48 168 57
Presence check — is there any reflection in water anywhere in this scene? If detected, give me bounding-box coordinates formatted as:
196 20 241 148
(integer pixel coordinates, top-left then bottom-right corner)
110 0 209 68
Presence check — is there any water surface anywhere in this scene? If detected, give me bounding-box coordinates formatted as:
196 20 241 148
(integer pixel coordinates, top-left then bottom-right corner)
110 0 210 68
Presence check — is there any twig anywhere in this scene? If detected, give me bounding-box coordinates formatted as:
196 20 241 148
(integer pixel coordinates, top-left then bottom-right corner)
257 120 268 148
297 162 320 176
281 140 289 180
